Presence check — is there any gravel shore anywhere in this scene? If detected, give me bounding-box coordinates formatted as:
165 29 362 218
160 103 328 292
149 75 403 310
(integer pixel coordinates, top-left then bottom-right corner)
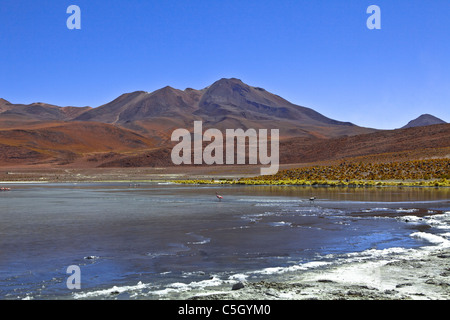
187 246 450 300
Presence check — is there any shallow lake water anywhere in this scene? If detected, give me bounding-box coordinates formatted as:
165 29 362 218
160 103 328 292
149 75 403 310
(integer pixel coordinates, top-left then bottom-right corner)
0 183 449 299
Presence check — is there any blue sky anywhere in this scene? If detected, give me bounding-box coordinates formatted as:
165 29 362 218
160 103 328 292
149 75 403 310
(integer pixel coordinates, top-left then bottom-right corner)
0 0 449 129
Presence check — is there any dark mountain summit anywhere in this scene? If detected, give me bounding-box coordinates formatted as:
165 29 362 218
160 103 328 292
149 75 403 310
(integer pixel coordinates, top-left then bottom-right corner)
196 78 352 125
402 114 446 129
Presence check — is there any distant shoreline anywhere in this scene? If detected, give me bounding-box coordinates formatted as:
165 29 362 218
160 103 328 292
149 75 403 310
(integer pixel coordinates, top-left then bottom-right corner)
0 162 449 187
1 178 449 188
1 178 450 188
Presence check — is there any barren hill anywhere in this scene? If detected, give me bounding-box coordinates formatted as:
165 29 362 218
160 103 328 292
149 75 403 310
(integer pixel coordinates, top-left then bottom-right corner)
0 122 155 166
279 123 450 165
0 100 91 121
96 123 450 168
402 114 446 129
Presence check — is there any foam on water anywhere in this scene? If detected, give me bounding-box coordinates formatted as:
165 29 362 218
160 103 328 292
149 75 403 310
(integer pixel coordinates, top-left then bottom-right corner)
410 232 450 246
362 208 390 213
396 208 419 213
268 221 292 227
73 281 151 299
252 261 331 276
399 211 450 247
149 276 230 297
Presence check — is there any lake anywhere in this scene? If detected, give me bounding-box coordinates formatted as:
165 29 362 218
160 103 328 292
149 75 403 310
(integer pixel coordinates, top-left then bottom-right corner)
0 183 449 299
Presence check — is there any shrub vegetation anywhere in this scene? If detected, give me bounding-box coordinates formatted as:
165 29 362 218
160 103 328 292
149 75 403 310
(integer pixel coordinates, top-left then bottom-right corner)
174 158 450 187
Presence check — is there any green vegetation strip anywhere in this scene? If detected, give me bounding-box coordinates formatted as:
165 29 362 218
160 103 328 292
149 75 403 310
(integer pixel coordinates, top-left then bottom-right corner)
175 158 450 187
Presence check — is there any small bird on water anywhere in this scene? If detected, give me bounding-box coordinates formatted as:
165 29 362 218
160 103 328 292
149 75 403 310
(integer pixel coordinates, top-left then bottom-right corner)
216 192 223 201
309 196 316 203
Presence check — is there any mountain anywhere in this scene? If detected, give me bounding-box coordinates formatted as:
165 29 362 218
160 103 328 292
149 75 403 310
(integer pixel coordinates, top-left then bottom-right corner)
74 78 377 141
0 99 92 129
1 78 448 168
73 87 203 143
1 79 375 141
75 87 201 123
195 78 346 124
0 98 11 107
402 114 446 129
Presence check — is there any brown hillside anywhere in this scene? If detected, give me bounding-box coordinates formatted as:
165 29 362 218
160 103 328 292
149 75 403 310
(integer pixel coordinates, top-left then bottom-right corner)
97 123 450 169
279 123 450 164
0 122 155 166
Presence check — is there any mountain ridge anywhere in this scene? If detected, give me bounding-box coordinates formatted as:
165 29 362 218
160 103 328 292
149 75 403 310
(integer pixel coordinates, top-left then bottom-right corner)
2 79 446 133
0 78 448 168
70 78 375 141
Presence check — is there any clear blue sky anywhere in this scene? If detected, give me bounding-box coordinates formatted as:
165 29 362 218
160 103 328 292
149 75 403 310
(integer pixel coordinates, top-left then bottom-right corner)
1 0 449 129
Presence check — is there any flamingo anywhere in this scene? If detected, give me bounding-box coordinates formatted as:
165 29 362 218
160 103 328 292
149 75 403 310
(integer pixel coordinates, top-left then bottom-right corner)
216 192 223 201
